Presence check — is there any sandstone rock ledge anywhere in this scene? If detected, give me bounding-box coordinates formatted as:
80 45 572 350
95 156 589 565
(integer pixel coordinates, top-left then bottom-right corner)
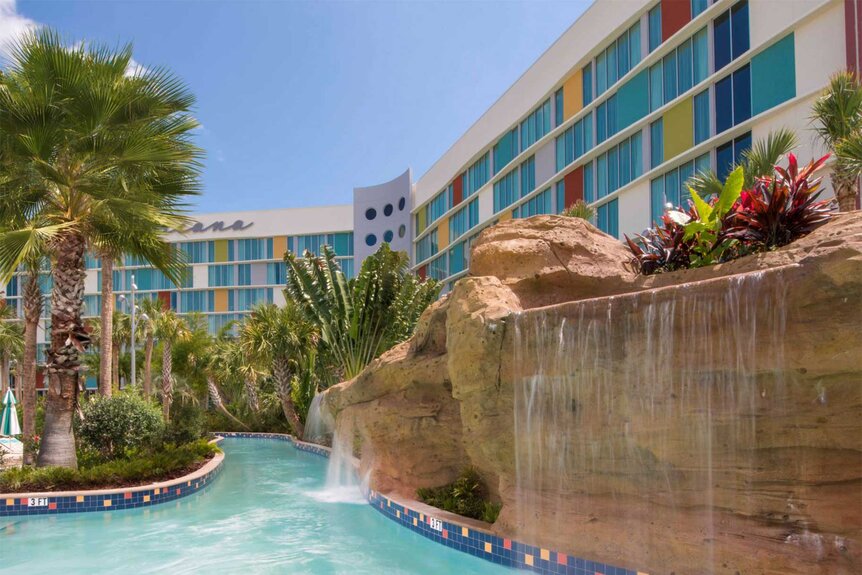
322 213 862 575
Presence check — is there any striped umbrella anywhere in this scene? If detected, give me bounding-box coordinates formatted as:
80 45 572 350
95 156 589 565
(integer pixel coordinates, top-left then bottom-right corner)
0 388 21 436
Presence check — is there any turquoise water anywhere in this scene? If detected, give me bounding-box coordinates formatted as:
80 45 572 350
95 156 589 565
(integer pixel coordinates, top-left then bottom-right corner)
0 438 512 574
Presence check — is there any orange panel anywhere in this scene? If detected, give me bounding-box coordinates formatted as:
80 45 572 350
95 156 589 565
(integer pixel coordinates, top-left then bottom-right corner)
562 72 583 120
214 289 228 312
273 236 288 258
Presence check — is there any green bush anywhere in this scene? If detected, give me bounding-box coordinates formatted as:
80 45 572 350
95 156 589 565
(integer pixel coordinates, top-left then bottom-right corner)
417 467 501 524
77 393 165 459
165 401 207 445
0 440 218 492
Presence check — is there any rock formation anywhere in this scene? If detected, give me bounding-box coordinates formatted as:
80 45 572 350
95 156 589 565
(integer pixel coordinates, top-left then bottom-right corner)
322 213 862 575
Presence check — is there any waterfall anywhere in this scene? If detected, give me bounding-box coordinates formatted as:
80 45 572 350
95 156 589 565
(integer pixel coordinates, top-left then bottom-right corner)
512 271 798 571
308 412 365 504
304 393 334 445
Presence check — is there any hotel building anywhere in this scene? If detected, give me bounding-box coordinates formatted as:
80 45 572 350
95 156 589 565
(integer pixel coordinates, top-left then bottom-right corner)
2 0 859 384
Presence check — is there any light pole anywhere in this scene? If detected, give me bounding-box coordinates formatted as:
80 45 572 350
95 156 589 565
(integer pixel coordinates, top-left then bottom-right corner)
130 274 137 389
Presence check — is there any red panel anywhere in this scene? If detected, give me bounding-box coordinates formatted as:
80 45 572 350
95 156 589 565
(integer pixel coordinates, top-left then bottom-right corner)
452 173 464 206
157 291 171 310
661 0 691 43
36 369 45 390
563 167 584 208
856 0 862 74
847 0 858 71
417 265 427 280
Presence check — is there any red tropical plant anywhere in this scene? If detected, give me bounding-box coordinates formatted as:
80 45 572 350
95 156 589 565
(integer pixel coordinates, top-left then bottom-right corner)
722 154 835 249
625 206 698 275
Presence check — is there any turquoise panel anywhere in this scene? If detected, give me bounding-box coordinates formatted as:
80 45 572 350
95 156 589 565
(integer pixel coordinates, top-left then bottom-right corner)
616 70 649 130
751 33 796 116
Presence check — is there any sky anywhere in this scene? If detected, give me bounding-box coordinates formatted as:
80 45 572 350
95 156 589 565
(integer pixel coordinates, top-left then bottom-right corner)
2 0 589 213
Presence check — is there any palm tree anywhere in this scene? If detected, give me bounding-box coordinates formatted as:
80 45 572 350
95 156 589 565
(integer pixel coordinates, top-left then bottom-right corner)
241 302 317 436
205 338 250 429
0 304 23 395
153 309 189 422
20 260 42 465
98 252 116 396
138 298 163 397
687 129 799 200
812 71 862 211
0 30 202 468
110 310 131 392
284 244 440 380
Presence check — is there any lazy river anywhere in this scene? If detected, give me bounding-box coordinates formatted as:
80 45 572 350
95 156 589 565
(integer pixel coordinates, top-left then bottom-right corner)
0 438 512 574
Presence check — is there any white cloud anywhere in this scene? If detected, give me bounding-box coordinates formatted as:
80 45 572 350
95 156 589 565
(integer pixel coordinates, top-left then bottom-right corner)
0 0 38 60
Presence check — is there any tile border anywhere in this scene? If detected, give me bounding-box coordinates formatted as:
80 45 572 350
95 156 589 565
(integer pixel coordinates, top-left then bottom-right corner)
0 438 225 517
218 432 648 575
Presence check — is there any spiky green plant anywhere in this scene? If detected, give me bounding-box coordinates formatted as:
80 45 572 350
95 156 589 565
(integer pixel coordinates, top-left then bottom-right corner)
284 244 440 381
561 200 596 221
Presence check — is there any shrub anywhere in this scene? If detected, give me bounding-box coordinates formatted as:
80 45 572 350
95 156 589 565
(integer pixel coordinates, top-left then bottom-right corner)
77 394 164 459
562 200 596 221
417 467 501 523
165 401 207 445
0 439 218 492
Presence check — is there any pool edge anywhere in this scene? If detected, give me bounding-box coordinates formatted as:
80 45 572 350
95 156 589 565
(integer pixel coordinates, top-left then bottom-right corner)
0 439 225 517
218 431 649 575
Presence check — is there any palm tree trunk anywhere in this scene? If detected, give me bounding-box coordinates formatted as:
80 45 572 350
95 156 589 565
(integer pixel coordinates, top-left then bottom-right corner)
112 342 120 392
273 356 303 437
0 352 7 395
143 333 153 397
99 254 113 397
21 270 41 465
162 339 172 422
833 173 860 212
207 376 248 429
38 231 88 469
244 378 260 412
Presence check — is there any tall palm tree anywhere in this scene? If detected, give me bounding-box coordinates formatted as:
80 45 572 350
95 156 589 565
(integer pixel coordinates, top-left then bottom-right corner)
153 309 189 422
812 71 862 211
111 310 131 392
138 297 163 397
20 260 42 465
686 129 799 200
240 302 317 436
0 303 23 395
205 338 250 429
0 30 202 468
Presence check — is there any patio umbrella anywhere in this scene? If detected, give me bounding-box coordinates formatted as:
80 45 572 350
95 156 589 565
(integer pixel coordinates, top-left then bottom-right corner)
0 388 20 436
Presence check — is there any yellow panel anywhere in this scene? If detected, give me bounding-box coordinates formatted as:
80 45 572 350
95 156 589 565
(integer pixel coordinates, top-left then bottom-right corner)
562 72 583 120
663 97 694 162
272 236 288 258
417 210 427 234
214 289 228 312
437 220 449 250
214 239 228 262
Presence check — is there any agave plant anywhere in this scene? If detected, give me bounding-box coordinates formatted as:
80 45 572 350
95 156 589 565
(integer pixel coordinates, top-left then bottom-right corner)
722 154 835 249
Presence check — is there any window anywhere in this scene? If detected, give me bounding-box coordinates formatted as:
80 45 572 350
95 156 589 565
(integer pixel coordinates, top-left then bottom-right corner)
365 234 377 247
650 119 664 168
606 94 617 138
595 21 642 98
449 242 466 275
555 180 566 213
179 241 207 264
597 153 608 199
596 50 608 95
426 188 449 225
651 151 713 223
266 262 285 285
237 238 272 261
692 0 709 17
694 89 711 144
582 64 593 106
514 188 553 218
596 102 607 144
493 167 520 213
715 64 751 134
649 62 663 112
449 199 478 240
554 88 564 127
520 156 535 197
416 228 438 262
596 199 619 237
520 99 551 150
677 39 693 94
693 27 709 84
714 1 749 71
594 132 643 200
428 253 448 281
555 114 591 171
340 258 355 280
649 4 662 52
466 153 490 197
180 290 212 313
237 264 252 286
629 21 642 70
650 177 666 224
663 50 678 103
332 232 353 257
584 162 594 203
208 264 234 287
365 208 377 220
493 127 519 174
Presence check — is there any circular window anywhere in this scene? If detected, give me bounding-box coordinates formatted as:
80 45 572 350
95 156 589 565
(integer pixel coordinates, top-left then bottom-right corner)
365 234 377 247
384 203 393 217
398 224 406 238
383 230 394 243
398 197 406 211
365 208 377 221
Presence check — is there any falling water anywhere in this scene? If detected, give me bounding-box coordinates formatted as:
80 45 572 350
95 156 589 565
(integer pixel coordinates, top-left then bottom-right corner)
304 393 334 445
511 270 811 573
308 412 365 504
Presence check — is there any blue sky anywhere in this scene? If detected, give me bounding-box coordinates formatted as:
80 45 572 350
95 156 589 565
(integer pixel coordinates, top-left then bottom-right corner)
9 0 589 213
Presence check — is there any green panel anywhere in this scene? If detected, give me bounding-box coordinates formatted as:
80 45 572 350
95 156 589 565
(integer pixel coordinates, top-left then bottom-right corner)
751 32 796 116
616 70 649 130
214 239 228 262
663 97 694 162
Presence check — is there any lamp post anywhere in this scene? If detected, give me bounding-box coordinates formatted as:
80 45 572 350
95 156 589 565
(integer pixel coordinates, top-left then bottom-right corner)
130 274 137 389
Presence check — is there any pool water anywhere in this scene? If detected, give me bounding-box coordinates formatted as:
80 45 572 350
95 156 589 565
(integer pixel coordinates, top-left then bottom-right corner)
0 438 512 574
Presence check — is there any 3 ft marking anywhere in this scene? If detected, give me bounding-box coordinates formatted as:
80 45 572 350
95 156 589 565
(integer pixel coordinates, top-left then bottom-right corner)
429 517 443 532
27 498 48 507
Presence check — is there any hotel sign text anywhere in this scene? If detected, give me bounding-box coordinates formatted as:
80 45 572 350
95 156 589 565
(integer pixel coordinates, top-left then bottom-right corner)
186 219 254 233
